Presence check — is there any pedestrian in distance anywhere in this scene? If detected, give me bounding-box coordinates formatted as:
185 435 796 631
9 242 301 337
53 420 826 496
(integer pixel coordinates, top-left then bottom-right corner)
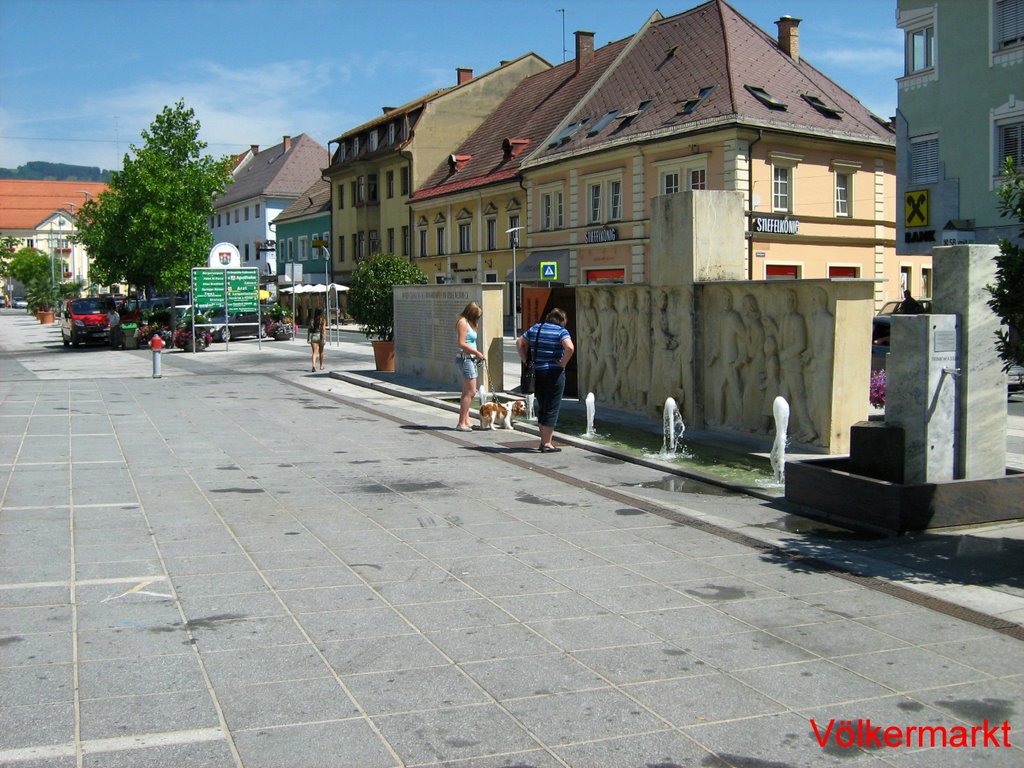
898 289 923 314
106 300 121 349
455 302 485 432
308 308 326 371
517 308 574 452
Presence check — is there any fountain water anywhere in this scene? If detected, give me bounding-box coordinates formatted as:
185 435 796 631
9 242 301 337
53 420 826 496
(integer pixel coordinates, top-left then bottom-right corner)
583 392 596 437
660 397 684 457
770 396 790 485
525 393 536 420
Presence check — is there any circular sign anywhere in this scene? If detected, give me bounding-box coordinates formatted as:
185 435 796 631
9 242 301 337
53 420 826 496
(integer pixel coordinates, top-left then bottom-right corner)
208 242 241 268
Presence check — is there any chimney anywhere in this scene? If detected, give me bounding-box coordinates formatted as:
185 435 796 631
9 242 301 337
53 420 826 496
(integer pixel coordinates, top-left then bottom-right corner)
282 135 292 152
250 144 259 154
775 16 801 62
575 30 595 74
456 67 473 85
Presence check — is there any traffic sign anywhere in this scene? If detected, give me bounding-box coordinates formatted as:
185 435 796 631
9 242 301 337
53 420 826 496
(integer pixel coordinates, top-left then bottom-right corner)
540 262 558 280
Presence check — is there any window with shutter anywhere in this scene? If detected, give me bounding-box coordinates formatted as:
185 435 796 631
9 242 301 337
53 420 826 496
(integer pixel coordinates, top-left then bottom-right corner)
995 0 1024 50
910 137 939 184
999 122 1023 170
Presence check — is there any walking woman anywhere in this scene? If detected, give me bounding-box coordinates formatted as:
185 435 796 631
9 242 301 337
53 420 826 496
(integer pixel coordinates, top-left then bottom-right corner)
455 302 485 431
308 308 326 372
518 308 574 452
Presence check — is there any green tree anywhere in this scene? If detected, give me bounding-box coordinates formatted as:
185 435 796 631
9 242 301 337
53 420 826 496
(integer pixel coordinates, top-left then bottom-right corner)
347 253 428 341
988 158 1024 368
8 247 51 287
75 100 233 296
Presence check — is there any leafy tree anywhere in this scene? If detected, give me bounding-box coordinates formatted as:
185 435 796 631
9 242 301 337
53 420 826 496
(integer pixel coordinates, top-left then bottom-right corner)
75 100 233 296
347 253 428 341
8 247 51 287
988 158 1024 368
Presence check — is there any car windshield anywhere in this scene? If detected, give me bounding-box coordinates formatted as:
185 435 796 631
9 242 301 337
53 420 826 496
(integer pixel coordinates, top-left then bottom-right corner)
71 299 108 315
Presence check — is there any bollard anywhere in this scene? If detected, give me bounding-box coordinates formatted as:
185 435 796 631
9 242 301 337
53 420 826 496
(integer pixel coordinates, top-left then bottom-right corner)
149 334 165 378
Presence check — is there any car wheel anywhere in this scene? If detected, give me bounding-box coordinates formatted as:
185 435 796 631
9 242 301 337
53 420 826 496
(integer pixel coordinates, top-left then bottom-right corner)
71 331 80 348
222 327 231 342
62 331 70 347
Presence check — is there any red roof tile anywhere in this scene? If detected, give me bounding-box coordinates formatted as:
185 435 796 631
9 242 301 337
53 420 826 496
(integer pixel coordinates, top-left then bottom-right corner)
0 180 108 230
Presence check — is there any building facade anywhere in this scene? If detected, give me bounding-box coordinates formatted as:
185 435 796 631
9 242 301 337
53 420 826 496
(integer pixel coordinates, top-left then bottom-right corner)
322 56 551 286
896 0 1024 281
210 135 328 280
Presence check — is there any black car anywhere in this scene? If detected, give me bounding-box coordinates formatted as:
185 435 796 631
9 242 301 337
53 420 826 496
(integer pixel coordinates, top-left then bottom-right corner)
205 307 265 342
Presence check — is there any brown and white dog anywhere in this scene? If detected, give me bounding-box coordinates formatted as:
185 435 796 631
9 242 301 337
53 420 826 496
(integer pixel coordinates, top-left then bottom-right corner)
510 400 527 420
479 401 511 430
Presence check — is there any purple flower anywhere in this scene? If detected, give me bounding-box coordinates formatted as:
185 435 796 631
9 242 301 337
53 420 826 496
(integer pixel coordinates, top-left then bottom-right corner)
869 370 886 409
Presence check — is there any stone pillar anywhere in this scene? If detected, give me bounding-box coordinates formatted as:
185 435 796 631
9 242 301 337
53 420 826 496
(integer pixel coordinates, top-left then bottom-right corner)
885 314 958 484
931 244 1006 479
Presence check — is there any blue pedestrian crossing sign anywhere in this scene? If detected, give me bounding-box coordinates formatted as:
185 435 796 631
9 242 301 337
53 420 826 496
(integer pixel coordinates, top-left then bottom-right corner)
540 262 558 280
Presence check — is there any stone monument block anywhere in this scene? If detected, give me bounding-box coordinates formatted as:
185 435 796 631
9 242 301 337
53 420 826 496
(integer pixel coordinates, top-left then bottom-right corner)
393 284 505 389
885 314 958 485
931 244 1006 479
649 190 745 288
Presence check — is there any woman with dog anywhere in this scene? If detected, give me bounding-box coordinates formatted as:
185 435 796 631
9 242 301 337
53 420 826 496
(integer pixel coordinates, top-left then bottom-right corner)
455 302 485 432
518 308 574 452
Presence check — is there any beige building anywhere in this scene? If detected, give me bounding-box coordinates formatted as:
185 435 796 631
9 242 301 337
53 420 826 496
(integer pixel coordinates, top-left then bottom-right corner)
323 55 550 285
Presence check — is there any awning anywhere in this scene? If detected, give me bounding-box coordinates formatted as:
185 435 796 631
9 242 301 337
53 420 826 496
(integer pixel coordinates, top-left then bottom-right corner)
280 283 349 294
506 249 569 283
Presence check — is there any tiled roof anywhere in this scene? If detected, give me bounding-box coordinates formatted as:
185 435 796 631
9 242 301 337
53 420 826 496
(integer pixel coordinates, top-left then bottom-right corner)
412 37 631 201
527 0 893 165
214 134 328 208
0 180 108 230
275 178 331 223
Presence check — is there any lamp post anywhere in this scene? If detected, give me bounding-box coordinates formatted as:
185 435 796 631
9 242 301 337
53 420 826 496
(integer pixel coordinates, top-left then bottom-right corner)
506 225 524 339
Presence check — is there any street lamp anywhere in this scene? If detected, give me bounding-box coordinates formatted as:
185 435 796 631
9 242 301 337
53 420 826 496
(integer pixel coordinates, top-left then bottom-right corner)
506 225 524 339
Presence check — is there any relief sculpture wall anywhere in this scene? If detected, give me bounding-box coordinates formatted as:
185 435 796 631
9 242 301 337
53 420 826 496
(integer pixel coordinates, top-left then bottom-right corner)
575 280 873 453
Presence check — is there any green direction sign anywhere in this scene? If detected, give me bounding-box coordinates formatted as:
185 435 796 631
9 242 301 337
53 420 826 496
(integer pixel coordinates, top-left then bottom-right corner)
193 268 225 308
226 269 259 312
192 268 259 312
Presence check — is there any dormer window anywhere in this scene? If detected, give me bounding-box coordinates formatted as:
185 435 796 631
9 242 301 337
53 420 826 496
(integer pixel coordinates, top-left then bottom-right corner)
745 85 787 111
352 136 360 155
802 94 843 119
448 154 471 173
368 130 379 151
679 86 716 115
502 138 529 160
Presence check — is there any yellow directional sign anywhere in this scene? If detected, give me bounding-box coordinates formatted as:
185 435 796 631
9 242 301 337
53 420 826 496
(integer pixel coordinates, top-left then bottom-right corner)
904 190 929 227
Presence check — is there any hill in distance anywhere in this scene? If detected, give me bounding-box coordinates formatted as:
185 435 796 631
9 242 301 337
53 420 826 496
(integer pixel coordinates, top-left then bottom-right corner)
0 161 112 182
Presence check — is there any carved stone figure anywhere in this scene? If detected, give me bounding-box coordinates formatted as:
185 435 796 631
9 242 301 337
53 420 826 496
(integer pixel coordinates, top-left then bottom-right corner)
778 289 817 443
804 286 835 441
740 293 770 432
651 287 684 411
706 287 745 426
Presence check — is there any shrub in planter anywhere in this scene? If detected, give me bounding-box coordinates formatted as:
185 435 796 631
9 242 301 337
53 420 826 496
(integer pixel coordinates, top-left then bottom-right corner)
347 253 427 341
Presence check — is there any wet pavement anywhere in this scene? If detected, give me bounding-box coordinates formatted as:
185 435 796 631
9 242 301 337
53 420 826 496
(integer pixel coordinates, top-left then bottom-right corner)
1 309 1022 767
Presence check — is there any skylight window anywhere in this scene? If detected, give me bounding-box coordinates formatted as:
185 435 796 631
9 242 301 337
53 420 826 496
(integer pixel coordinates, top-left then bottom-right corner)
587 109 621 137
802 94 843 119
616 99 653 128
548 117 592 148
745 85 787 111
679 86 716 115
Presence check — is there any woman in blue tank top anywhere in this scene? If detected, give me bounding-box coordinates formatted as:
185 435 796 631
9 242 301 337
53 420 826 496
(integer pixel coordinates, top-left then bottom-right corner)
517 308 574 452
455 302 485 431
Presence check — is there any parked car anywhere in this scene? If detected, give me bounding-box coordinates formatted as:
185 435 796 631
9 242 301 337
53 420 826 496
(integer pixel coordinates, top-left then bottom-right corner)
1008 363 1024 393
205 307 265 342
60 297 110 347
12 296 28 309
876 298 932 316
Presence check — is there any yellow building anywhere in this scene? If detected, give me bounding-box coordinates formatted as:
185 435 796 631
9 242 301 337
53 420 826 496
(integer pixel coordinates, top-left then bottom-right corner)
323 56 550 285
411 2 922 318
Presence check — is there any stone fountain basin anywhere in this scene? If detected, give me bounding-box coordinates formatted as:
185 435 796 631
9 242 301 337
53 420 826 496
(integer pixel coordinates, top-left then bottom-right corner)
785 457 1024 535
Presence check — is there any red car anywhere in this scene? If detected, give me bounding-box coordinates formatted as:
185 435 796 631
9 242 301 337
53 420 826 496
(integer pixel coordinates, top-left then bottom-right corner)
60 298 111 347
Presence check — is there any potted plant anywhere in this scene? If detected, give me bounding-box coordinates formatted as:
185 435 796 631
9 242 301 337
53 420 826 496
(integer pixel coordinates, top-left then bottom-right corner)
173 311 213 351
347 253 427 371
26 278 60 324
264 304 294 340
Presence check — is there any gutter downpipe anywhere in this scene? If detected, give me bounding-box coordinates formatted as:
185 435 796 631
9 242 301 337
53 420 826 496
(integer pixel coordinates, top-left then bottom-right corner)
747 129 763 280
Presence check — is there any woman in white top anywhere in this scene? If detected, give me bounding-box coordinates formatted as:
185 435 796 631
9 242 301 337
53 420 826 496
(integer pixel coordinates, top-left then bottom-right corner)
455 302 484 432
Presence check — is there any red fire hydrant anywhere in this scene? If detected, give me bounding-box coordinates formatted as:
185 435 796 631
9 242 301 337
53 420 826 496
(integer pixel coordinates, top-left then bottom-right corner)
149 334 164 378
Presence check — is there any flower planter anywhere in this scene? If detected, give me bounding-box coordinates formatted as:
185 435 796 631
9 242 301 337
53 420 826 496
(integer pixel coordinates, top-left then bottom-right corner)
273 332 292 341
371 340 395 372
36 310 55 325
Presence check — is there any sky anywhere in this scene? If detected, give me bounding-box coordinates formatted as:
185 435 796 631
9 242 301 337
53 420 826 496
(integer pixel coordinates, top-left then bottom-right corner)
0 0 903 173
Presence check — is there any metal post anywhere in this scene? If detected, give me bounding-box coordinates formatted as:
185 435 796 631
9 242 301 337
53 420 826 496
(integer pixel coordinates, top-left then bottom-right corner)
152 348 162 378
